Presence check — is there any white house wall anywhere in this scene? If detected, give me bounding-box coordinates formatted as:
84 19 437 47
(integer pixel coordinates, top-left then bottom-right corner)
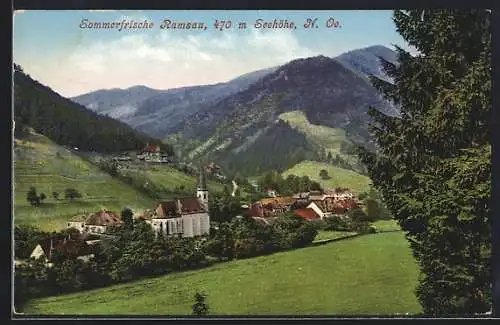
68 221 85 231
307 202 325 219
181 213 210 237
147 214 210 238
30 244 46 260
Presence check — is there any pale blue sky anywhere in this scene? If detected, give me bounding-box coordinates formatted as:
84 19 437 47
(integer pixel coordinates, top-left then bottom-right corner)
13 10 414 97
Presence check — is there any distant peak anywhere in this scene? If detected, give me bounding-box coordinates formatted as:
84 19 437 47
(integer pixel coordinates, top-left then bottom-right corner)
125 85 157 91
284 55 334 67
364 45 393 51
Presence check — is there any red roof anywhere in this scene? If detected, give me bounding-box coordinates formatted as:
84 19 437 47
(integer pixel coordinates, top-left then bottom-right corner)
142 143 160 153
293 208 320 220
154 198 206 219
86 210 122 226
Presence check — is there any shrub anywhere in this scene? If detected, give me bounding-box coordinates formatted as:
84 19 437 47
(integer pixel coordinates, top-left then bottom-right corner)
272 215 318 249
64 188 82 200
319 169 331 180
324 216 350 231
233 237 266 259
26 186 40 206
192 292 209 316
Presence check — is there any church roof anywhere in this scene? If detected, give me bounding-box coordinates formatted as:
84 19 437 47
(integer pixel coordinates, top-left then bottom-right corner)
154 198 206 219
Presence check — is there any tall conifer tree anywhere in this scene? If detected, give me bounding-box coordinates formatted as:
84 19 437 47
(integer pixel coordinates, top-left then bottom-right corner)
359 10 492 315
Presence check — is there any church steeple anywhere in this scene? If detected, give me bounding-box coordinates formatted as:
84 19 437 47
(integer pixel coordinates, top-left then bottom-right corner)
197 166 208 210
197 166 207 190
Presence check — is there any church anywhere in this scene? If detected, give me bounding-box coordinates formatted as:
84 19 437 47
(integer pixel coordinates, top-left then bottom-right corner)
144 167 210 238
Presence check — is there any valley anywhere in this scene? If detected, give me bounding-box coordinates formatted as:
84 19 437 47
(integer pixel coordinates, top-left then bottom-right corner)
14 43 410 315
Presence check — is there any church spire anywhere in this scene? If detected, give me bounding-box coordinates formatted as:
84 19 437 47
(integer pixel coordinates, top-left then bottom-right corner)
197 165 207 190
197 165 208 211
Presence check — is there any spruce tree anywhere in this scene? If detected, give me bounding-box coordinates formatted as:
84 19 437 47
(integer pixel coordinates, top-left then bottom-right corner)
359 9 491 315
192 292 209 316
120 208 134 230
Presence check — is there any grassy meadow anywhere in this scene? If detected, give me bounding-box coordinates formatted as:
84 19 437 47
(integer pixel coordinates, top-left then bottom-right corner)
283 161 371 194
279 110 347 153
373 219 402 232
13 133 225 232
25 231 421 315
313 230 357 242
13 134 155 231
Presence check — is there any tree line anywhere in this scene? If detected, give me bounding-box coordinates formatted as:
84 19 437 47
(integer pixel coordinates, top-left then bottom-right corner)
26 187 82 206
13 64 172 155
256 170 322 197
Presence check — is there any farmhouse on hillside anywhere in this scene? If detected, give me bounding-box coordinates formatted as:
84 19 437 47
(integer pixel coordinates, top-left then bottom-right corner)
68 209 123 234
141 167 210 238
137 142 170 163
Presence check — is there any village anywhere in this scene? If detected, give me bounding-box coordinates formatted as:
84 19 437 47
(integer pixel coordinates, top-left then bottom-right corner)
27 145 361 264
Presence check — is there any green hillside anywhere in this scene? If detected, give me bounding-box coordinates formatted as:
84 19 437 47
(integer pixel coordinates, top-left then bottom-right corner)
14 132 223 232
25 231 421 315
14 133 155 231
279 111 366 173
117 163 226 197
282 161 371 194
279 110 347 153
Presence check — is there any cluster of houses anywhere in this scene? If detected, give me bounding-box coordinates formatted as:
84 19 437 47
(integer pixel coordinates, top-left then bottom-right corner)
29 233 99 267
26 168 211 265
247 188 359 224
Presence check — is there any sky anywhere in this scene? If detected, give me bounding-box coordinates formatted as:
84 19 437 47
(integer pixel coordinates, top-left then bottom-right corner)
13 10 415 98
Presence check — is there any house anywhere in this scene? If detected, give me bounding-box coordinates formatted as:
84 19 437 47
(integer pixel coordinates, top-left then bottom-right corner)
85 209 123 234
247 196 297 220
259 196 297 211
138 142 162 161
326 187 355 200
68 209 123 234
264 188 278 198
293 192 310 199
307 201 330 219
144 168 210 238
293 208 320 220
308 190 325 201
67 214 87 231
204 162 221 174
307 197 359 219
30 237 94 264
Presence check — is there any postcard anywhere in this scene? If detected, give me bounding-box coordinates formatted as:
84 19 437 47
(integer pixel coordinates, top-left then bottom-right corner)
12 9 494 318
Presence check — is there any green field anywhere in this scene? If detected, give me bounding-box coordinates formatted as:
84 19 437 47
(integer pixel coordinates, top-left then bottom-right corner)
279 111 347 153
313 230 357 242
140 166 225 194
14 134 155 231
25 232 421 315
283 161 371 194
373 219 401 232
